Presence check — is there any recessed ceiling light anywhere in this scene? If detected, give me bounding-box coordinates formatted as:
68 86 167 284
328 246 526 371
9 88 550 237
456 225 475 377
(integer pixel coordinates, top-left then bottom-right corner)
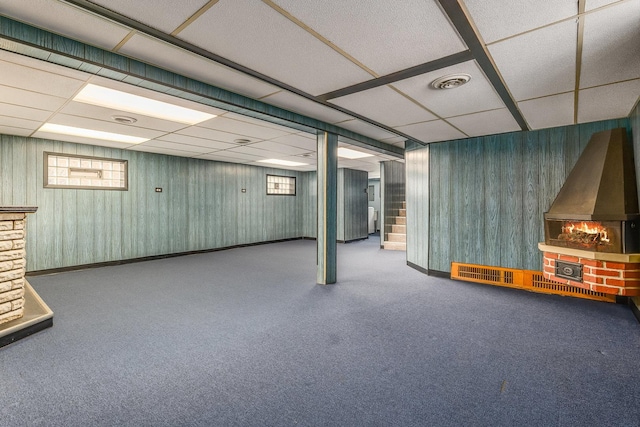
38 123 148 144
257 159 308 167
234 138 251 144
74 84 216 125
111 115 137 124
431 73 471 90
338 147 374 159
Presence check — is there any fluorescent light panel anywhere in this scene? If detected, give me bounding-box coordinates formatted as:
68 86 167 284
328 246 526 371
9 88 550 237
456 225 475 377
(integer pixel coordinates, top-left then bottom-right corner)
338 147 374 159
74 84 216 125
39 123 149 144
257 159 308 167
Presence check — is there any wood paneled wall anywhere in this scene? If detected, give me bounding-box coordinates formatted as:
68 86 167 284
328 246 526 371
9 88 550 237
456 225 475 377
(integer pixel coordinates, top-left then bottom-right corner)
339 168 368 242
301 169 369 241
631 102 640 204
0 135 305 272
407 118 631 273
405 143 429 270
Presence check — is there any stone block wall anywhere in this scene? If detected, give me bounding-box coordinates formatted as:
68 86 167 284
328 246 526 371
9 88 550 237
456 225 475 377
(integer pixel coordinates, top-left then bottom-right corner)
0 213 27 325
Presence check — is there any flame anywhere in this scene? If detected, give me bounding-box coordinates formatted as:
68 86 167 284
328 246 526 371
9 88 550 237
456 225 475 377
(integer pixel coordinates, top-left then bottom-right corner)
562 221 610 243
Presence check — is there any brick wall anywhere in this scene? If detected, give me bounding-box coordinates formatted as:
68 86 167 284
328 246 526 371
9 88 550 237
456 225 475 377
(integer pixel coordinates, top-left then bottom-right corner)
543 251 640 296
0 213 27 325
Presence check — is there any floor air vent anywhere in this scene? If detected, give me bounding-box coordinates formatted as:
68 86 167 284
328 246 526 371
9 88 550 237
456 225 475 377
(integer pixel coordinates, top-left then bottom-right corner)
451 263 616 302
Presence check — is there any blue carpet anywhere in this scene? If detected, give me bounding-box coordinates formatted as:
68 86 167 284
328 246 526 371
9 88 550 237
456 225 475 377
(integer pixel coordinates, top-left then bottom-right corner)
2 237 639 426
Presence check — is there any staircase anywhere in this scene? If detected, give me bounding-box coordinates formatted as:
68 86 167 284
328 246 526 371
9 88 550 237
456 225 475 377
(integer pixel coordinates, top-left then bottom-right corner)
383 201 406 251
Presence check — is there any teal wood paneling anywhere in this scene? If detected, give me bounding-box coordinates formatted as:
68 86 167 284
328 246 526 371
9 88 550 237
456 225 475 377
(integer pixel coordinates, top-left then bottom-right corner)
301 172 317 238
423 119 632 273
337 169 345 241
342 169 368 241
316 132 338 284
406 145 429 269
0 134 308 272
631 101 640 203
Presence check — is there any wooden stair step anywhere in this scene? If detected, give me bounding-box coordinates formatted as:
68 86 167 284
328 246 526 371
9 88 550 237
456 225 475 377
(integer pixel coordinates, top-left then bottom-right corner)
398 208 406 217
387 232 406 243
383 241 406 251
392 224 406 233
395 216 406 225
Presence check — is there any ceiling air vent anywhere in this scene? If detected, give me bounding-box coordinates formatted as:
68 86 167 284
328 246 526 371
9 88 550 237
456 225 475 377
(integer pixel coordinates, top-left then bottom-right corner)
431 74 471 90
234 138 251 144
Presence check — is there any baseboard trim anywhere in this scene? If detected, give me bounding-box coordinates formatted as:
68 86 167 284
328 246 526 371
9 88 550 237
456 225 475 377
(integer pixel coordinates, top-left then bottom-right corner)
0 318 52 348
407 261 428 275
631 297 640 324
427 269 451 279
340 237 368 244
26 237 304 276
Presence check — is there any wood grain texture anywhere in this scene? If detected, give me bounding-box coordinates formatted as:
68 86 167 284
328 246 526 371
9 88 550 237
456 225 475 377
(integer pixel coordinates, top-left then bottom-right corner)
423 119 632 273
0 135 308 272
341 168 368 241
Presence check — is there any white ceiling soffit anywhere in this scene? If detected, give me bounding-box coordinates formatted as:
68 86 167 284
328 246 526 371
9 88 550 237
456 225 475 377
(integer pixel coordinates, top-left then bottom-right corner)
0 0 132 50
488 19 578 101
578 79 640 123
117 33 281 100
394 119 466 143
86 0 210 34
175 0 373 96
336 119 399 141
447 108 520 137
270 0 467 75
580 1 640 89
258 91 354 124
518 92 575 130
392 60 505 119
329 85 437 128
462 0 578 44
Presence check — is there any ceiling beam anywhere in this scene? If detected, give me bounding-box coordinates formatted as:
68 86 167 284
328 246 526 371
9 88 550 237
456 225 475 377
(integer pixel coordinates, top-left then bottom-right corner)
58 0 422 147
318 50 474 101
436 0 529 131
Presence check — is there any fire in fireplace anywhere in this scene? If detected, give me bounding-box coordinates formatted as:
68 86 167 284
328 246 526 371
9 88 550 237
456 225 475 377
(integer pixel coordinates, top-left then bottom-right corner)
545 220 620 253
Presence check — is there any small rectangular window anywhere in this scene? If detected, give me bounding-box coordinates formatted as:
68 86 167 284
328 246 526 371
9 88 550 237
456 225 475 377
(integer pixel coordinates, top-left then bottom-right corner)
44 152 128 190
267 174 296 196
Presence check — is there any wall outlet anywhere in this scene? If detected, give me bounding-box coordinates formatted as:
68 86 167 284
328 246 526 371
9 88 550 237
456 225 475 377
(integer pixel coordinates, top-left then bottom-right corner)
155 187 163 192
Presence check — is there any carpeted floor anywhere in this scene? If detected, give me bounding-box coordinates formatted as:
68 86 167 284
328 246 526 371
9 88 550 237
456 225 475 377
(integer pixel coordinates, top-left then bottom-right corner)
2 236 640 426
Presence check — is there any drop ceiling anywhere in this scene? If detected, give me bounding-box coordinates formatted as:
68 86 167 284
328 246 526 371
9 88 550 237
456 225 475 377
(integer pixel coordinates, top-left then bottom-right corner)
0 0 638 177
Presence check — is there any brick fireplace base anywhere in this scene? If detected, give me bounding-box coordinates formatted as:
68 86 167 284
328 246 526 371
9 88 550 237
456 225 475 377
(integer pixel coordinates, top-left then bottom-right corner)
539 243 640 296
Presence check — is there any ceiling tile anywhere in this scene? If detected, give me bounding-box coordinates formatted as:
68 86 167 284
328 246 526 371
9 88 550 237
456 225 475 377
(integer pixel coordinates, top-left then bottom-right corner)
518 93 575 130
0 0 132 50
156 134 235 150
59 101 188 133
446 108 520 137
224 145 273 158
138 139 210 154
270 0 467 75
200 115 293 140
0 59 86 98
392 60 505 118
259 91 354 124
330 85 436 127
212 149 265 161
46 114 167 139
0 49 91 81
176 126 256 144
463 0 577 43
0 115 41 131
336 119 399 141
177 0 373 95
88 0 209 34
580 1 640 88
249 141 310 156
131 144 200 158
194 152 252 164
0 125 33 137
585 0 625 11
578 79 640 123
0 103 53 122
117 33 280 99
488 19 577 101
0 85 67 111
269 133 317 151
394 120 466 143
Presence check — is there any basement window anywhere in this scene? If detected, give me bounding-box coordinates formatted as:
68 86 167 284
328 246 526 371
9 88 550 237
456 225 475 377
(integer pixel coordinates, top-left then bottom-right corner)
44 152 128 190
267 174 296 196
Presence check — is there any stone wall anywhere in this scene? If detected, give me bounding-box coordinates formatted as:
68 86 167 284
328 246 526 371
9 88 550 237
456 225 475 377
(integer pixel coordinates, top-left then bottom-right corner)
0 213 27 325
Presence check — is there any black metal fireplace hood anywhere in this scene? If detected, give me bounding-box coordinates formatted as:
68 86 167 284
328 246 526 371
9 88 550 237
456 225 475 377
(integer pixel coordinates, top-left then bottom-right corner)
545 128 640 221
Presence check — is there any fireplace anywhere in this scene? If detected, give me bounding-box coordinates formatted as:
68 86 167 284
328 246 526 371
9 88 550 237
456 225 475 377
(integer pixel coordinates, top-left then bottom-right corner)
539 128 640 297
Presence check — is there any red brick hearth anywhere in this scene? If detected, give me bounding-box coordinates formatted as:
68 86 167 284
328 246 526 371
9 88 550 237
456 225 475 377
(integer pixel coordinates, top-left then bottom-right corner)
540 245 640 296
